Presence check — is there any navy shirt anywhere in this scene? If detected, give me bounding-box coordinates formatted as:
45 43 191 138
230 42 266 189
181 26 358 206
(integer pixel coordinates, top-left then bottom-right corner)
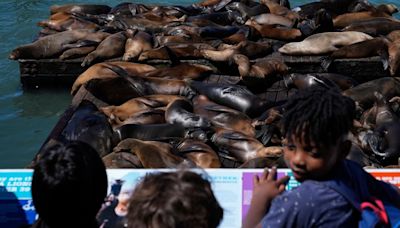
261 160 400 228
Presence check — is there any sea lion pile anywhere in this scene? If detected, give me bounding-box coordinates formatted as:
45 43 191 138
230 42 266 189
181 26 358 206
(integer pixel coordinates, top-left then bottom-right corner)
14 0 400 168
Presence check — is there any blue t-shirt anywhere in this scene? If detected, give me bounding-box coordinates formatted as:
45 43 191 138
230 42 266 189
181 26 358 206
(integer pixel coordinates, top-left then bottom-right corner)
261 160 400 228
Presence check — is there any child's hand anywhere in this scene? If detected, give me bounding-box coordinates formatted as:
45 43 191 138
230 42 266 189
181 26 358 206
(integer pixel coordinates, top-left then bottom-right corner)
251 167 289 205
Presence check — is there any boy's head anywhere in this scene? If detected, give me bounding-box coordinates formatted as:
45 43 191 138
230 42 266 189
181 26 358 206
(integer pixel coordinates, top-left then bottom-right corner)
281 87 355 181
32 141 108 227
126 170 223 228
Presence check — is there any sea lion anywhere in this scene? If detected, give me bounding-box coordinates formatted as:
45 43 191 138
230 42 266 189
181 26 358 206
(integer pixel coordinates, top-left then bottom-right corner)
60 100 115 157
297 8 334 37
342 18 400 36
260 0 299 20
333 9 393 28
246 13 294 27
9 29 109 60
116 108 166 128
122 29 153 61
114 123 186 141
284 73 357 91
165 99 211 129
100 94 182 123
142 63 214 80
50 4 111 15
278 31 373 55
193 95 256 137
238 156 286 168
38 13 99 32
111 138 186 168
102 151 144 168
387 30 400 42
246 20 302 40
71 61 156 95
321 37 390 70
342 77 400 110
176 139 221 168
59 46 96 60
82 31 127 67
225 2 270 21
188 80 275 117
138 43 216 61
233 54 288 79
360 92 398 129
211 129 283 162
388 39 400 75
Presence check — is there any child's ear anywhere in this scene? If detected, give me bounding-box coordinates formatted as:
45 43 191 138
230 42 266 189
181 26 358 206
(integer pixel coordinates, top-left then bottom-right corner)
339 140 352 159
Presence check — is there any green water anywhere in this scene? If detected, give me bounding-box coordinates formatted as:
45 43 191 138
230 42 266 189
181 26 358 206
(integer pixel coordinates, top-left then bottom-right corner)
0 0 398 168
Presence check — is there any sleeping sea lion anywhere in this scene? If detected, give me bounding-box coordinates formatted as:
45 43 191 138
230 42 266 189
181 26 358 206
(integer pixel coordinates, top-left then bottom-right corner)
50 4 111 15
342 18 400 36
122 29 153 61
102 151 144 168
165 99 211 129
176 139 221 168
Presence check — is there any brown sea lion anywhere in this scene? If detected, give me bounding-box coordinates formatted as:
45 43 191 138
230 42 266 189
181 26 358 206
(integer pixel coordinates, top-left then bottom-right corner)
387 30 400 41
333 9 393 28
239 156 286 168
176 139 221 168
343 77 400 110
138 43 216 61
50 4 111 15
82 31 127 67
71 61 156 95
342 17 400 36
9 29 110 60
388 39 400 75
122 30 153 61
59 46 96 60
165 99 211 129
188 80 275 117
116 108 166 128
321 37 390 70
114 123 186 141
278 31 373 55
111 138 186 168
38 14 99 32
211 130 283 162
233 54 288 79
102 151 144 168
193 95 256 137
142 63 214 80
260 0 299 20
100 94 182 123
246 20 302 40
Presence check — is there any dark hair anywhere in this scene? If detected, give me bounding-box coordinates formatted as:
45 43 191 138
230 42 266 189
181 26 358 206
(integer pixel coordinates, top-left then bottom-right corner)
282 87 355 148
126 170 223 228
32 141 108 228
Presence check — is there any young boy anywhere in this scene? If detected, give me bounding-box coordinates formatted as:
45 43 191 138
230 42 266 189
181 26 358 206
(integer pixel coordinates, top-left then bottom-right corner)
244 87 400 228
125 170 223 228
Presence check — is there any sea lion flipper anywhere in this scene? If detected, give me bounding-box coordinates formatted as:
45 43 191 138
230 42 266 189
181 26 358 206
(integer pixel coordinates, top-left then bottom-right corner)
320 56 333 71
378 48 389 71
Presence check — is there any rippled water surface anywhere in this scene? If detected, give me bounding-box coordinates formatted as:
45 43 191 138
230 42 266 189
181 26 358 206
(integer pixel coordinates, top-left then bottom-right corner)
0 0 398 168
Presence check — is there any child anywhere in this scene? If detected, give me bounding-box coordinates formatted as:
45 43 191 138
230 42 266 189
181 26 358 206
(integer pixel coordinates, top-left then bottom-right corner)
125 170 223 228
31 141 108 228
244 87 400 228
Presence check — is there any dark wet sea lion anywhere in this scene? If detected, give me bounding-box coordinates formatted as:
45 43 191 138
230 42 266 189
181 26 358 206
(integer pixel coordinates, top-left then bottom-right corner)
142 63 214 80
114 123 186 141
112 138 185 168
283 73 339 90
342 18 400 36
71 61 156 95
82 31 127 67
122 30 153 61
176 139 221 168
226 2 269 20
278 31 372 55
342 77 400 110
304 73 357 91
188 80 274 117
165 99 211 129
100 94 182 122
59 46 96 60
9 29 109 60
50 4 111 15
298 8 334 37
60 100 114 157
211 130 283 162
193 95 256 137
102 151 144 168
360 92 398 129
321 37 390 71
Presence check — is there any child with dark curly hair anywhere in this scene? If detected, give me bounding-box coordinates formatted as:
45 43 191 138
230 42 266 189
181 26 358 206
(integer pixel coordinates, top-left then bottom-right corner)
126 170 223 228
244 87 400 228
31 141 108 228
